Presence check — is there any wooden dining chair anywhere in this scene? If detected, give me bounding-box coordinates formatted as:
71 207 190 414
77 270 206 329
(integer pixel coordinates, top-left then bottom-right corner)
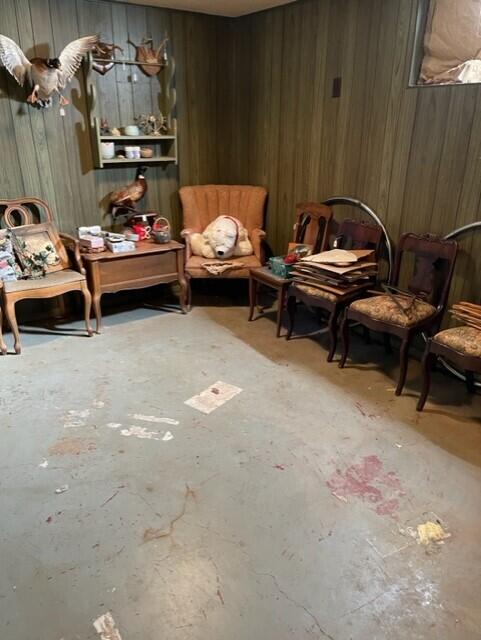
0 198 93 354
286 219 383 362
417 325 481 411
339 233 458 395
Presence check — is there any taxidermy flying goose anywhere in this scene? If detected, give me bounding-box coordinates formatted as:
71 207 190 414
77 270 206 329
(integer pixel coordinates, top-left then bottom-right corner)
109 167 148 215
0 34 98 109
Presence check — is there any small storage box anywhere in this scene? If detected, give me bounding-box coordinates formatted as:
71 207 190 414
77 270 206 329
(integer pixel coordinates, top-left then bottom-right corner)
269 256 294 278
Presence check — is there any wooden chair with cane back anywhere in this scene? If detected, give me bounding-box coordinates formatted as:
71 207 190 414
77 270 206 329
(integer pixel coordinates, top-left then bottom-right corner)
339 232 458 396
286 218 383 361
248 201 333 337
0 198 93 354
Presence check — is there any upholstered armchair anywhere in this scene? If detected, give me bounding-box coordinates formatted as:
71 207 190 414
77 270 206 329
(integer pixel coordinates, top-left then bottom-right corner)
179 185 268 305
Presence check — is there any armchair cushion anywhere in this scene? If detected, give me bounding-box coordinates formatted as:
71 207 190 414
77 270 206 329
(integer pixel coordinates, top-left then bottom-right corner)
350 295 436 327
433 326 481 358
3 269 85 293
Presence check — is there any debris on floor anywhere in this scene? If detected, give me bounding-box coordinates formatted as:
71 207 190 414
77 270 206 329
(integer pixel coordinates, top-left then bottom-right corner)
417 521 451 546
64 409 90 428
185 381 242 414
162 430 174 441
54 484 69 494
93 400 105 408
326 454 406 518
48 438 96 456
38 459 49 468
93 611 122 640
131 413 179 425
120 426 161 440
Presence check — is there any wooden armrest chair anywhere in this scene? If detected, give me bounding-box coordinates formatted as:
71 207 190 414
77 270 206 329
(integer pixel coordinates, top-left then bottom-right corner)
179 185 267 307
339 233 458 396
287 218 383 361
0 198 93 355
417 324 481 411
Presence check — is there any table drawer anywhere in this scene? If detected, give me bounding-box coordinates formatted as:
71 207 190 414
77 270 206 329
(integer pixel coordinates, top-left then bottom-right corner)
99 251 177 286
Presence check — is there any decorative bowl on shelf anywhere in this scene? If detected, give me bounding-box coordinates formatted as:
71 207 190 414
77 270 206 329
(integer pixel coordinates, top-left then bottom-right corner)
140 147 154 158
123 125 140 136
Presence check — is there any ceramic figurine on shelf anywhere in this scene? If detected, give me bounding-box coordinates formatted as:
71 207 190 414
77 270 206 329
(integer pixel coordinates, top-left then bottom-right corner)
127 36 168 76
0 34 98 110
135 112 168 136
100 118 111 135
109 167 148 217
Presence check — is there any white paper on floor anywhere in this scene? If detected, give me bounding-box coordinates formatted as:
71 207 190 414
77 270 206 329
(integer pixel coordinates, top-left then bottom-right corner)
93 611 122 640
130 413 179 425
185 381 242 415
162 430 174 441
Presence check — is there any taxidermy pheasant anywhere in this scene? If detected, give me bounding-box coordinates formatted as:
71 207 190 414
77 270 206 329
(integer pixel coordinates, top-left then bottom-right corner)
109 167 148 216
0 34 98 109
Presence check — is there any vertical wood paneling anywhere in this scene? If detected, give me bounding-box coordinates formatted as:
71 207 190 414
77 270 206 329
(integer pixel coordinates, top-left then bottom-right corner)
0 0 222 235
222 0 481 298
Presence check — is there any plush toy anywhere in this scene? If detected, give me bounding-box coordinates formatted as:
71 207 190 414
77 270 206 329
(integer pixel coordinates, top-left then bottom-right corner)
190 215 253 259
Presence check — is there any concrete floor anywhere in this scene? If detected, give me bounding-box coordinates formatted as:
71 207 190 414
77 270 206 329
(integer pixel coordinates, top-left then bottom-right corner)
1 296 481 640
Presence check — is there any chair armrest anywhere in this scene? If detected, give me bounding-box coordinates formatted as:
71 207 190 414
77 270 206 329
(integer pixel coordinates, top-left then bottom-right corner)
180 228 197 261
60 233 85 275
250 228 267 263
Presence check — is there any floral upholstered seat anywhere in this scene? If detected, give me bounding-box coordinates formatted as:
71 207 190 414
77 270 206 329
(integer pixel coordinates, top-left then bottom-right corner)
350 294 436 327
294 283 338 302
433 326 481 358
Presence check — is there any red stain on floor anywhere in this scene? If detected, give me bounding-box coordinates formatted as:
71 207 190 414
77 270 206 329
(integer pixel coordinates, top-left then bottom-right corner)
326 454 406 518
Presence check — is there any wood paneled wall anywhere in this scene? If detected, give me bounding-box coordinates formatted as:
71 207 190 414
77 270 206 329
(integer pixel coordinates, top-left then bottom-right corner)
220 0 481 302
0 0 224 236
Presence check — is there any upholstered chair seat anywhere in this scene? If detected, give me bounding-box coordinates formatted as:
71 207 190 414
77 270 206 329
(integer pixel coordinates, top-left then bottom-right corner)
432 326 481 358
349 295 436 327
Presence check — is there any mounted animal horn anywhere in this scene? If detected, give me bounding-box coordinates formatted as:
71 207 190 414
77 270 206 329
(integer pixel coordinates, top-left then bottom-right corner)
127 35 168 76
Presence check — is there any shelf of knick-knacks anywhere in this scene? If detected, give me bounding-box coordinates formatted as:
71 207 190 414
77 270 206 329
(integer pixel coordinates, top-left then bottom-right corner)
85 50 178 170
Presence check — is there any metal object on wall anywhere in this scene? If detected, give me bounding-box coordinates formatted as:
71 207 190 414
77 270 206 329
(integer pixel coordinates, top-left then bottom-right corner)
321 196 394 281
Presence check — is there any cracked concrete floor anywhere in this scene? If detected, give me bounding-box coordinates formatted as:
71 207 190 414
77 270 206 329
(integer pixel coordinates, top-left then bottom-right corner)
1 301 481 640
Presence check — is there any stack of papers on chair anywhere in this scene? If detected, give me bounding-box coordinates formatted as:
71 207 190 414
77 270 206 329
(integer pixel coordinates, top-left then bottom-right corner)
291 249 378 297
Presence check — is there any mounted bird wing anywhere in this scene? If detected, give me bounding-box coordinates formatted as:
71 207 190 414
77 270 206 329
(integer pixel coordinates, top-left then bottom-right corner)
0 35 31 86
57 34 98 88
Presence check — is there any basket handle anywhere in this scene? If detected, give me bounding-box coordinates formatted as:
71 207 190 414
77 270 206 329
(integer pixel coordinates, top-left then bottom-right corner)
153 216 170 231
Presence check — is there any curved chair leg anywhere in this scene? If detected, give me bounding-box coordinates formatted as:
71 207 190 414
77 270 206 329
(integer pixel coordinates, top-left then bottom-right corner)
417 347 436 411
286 295 297 340
248 276 257 321
5 298 21 354
327 307 340 362
338 312 350 369
80 283 94 337
395 335 412 396
0 305 7 355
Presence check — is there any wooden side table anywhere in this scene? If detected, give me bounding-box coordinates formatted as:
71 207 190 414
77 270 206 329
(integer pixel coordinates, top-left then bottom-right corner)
248 267 291 337
82 240 188 333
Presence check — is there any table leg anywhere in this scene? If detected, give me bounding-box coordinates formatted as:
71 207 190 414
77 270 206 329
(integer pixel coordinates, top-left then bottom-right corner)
248 276 258 321
176 249 188 313
276 284 289 337
92 293 102 334
0 301 7 355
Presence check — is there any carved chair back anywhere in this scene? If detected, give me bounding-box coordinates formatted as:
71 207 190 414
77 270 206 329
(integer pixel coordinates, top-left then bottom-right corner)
391 233 458 311
293 202 333 254
0 197 54 228
335 218 384 257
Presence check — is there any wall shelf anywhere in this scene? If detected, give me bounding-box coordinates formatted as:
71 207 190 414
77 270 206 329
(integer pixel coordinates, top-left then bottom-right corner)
92 57 165 68
85 52 178 170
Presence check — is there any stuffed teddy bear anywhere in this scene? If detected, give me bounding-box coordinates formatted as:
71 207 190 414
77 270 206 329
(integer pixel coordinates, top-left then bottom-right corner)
189 215 253 259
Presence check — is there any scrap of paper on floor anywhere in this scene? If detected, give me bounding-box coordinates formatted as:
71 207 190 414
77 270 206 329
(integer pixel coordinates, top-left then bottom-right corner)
185 381 242 414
